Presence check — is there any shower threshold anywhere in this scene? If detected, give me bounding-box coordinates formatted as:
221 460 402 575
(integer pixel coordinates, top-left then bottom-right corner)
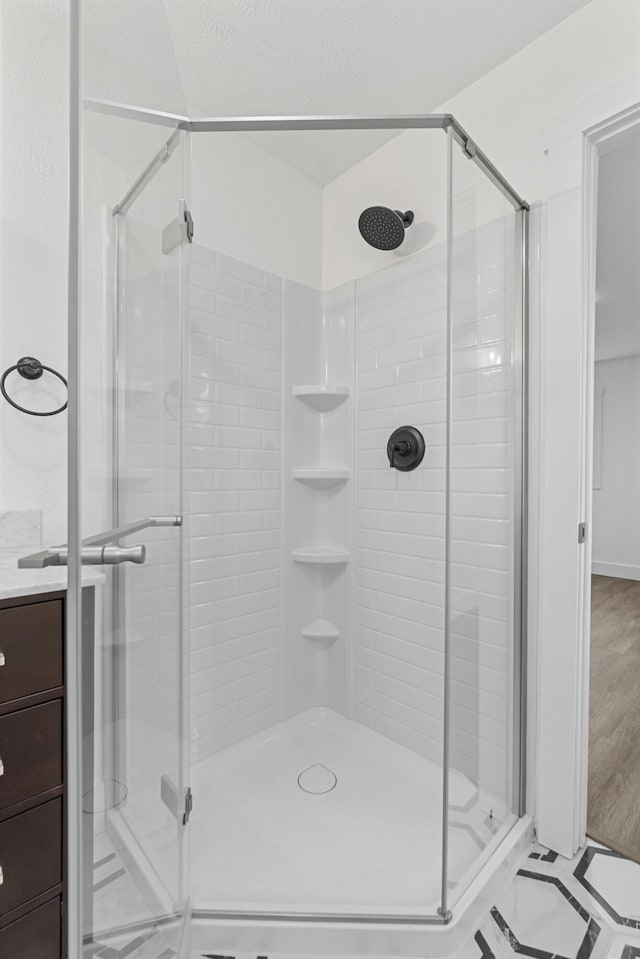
190 708 519 919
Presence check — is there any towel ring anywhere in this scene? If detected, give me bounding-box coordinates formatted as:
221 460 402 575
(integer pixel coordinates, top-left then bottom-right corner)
0 356 68 416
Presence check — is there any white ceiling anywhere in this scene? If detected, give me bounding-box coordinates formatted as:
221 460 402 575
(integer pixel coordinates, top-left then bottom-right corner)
235 129 404 186
595 132 640 363
161 0 591 183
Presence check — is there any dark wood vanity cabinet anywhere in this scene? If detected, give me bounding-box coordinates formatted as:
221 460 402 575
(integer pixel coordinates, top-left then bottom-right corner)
0 590 66 958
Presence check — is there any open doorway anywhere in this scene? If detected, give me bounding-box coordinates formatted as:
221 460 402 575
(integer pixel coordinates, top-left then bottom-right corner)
588 126 640 861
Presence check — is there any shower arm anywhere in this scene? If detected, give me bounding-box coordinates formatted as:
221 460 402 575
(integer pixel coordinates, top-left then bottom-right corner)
16 515 182 568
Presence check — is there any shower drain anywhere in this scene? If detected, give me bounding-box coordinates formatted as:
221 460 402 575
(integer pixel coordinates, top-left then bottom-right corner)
297 763 337 794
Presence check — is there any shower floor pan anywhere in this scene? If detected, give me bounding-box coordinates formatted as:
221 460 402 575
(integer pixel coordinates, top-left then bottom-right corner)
190 707 515 916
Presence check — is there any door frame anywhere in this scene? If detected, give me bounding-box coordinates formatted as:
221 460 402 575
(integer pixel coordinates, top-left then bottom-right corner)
575 102 640 844
534 93 640 859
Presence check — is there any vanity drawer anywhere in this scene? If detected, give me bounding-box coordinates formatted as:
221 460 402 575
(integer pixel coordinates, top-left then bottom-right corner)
0 897 61 958
0 701 62 811
0 601 63 705
0 799 62 916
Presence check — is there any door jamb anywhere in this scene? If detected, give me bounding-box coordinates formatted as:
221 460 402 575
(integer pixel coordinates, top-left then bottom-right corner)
576 102 640 847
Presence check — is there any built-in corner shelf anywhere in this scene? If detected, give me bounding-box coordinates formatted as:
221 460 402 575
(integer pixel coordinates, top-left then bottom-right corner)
292 547 350 567
292 385 350 412
292 468 350 489
302 619 340 644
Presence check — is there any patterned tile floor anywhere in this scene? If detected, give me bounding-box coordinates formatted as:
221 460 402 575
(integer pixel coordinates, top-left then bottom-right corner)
84 832 176 959
466 838 640 959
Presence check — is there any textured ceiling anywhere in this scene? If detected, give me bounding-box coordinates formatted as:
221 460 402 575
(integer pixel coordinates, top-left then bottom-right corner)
158 0 591 184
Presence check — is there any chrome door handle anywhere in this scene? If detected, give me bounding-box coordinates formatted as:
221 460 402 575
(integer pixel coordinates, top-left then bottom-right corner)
65 545 146 565
17 516 180 568
19 545 146 567
0 756 4 776
0 865 4 886
0 652 4 667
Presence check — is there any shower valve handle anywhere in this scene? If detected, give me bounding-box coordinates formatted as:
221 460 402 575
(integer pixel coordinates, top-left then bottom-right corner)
387 426 426 472
389 440 410 467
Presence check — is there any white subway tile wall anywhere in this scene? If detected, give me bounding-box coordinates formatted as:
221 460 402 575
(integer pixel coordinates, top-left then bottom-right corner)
449 199 517 809
189 244 282 763
354 249 448 765
354 210 516 807
183 224 516 810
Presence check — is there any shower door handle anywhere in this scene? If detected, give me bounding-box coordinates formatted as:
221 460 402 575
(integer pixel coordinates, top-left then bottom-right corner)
16 515 181 568
54 545 147 566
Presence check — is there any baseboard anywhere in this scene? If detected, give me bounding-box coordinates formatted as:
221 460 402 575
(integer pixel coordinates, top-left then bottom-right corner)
592 561 640 580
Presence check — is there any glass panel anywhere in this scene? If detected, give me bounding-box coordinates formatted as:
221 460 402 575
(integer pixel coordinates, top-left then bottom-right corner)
185 127 449 919
445 131 522 908
112 134 190 906
76 3 192 953
351 129 448 917
70 101 525 943
82 122 188 951
78 117 190 957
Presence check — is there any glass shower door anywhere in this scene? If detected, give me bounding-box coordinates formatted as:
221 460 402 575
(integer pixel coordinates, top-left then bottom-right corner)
113 130 190 915
443 125 524 912
77 123 191 954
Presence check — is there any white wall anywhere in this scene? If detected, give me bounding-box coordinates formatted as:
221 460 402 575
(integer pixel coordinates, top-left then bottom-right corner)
0 0 192 547
437 0 640 203
0 0 69 545
592 357 640 578
191 134 323 290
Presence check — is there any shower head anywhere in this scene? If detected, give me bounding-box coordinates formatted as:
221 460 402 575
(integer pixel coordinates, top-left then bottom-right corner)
358 206 414 250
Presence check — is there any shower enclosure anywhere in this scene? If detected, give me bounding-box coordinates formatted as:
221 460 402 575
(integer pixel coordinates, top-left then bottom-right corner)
67 13 528 955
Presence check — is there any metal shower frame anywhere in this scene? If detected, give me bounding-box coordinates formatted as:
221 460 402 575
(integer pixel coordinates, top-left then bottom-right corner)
94 98 529 214
69 92 530 945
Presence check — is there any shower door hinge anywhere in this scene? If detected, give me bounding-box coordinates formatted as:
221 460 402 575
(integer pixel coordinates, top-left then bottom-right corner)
184 208 194 244
161 775 193 826
578 522 587 544
183 786 193 825
462 136 477 159
162 202 194 254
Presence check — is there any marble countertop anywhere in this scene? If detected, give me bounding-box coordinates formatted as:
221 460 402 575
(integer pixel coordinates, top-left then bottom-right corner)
0 548 104 600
